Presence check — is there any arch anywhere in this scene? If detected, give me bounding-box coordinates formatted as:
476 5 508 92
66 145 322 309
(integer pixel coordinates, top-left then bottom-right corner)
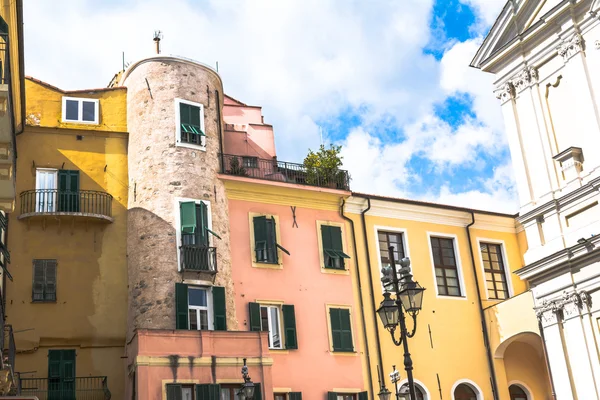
508 380 534 400
450 379 483 400
396 378 431 400
494 331 543 359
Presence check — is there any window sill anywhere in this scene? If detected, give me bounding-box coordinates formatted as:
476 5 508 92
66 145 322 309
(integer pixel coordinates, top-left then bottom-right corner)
321 267 349 275
330 350 358 356
268 349 289 354
252 261 283 270
435 294 467 301
31 300 57 304
176 141 207 152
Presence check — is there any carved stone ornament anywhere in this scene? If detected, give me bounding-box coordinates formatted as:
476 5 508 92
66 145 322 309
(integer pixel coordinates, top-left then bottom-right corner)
557 33 584 61
535 290 591 325
512 67 539 92
494 82 515 103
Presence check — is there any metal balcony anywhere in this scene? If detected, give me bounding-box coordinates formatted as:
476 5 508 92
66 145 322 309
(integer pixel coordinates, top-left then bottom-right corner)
180 244 217 273
18 189 113 223
19 376 111 400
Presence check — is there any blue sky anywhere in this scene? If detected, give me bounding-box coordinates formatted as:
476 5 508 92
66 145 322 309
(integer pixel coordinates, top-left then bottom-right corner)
23 0 515 212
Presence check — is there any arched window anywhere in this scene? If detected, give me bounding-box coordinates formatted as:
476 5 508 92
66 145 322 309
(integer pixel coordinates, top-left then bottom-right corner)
454 383 477 400
398 383 426 400
509 385 528 400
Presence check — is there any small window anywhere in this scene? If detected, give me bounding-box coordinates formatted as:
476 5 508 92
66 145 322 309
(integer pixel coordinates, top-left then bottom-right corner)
275 394 287 400
62 97 99 124
175 283 227 331
398 383 426 400
242 156 258 168
176 99 205 147
188 287 211 330
329 307 353 352
430 237 462 297
261 305 283 349
32 259 57 302
480 242 509 300
321 225 350 270
252 215 289 264
378 230 406 290
454 383 478 400
327 393 367 400
248 302 297 350
509 384 528 400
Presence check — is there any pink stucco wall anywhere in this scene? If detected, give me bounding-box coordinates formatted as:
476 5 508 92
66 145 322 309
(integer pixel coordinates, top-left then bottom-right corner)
228 196 365 398
223 96 276 158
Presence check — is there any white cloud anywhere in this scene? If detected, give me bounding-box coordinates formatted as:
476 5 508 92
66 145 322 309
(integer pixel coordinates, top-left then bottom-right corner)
459 0 508 32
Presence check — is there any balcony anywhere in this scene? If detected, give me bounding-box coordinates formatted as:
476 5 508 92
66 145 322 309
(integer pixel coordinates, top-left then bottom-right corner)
180 244 217 273
18 189 113 223
19 376 111 400
220 154 350 190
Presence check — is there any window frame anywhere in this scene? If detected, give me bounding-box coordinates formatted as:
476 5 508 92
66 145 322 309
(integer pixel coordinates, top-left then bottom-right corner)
187 286 214 331
426 232 467 300
175 197 214 272
259 304 284 349
450 379 483 400
61 96 99 124
374 226 410 293
326 304 356 353
396 378 431 400
32 259 57 303
317 221 350 275
248 212 285 269
35 168 58 212
175 98 206 150
476 238 513 300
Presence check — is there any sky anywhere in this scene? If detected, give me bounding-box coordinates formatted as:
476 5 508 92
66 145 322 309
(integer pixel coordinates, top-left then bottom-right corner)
22 0 517 213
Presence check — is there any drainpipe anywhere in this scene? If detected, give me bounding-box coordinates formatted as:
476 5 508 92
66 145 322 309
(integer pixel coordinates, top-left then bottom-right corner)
537 318 557 399
358 199 385 380
215 90 224 172
341 199 375 396
466 212 499 400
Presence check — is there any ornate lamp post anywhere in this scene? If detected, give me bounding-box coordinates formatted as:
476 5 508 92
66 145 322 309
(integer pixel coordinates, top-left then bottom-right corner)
237 358 255 399
377 365 392 400
376 247 425 400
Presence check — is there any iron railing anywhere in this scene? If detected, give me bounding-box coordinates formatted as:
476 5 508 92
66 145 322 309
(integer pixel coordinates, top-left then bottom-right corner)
220 154 350 190
0 33 10 85
19 376 111 400
180 244 217 273
3 324 14 375
19 190 113 219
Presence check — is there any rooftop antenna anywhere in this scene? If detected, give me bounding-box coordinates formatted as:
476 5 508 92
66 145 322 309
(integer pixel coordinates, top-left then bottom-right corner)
153 30 163 54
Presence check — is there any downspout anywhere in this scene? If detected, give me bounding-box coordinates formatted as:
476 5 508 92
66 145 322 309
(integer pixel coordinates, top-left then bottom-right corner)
341 199 375 396
215 90 224 172
537 318 557 399
360 199 385 379
466 212 499 400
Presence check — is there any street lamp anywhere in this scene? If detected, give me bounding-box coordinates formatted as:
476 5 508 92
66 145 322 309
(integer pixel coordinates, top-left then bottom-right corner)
237 358 255 399
376 247 425 400
376 365 392 400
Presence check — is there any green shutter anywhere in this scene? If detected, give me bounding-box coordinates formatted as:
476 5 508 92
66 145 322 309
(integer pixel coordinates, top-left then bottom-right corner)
213 286 227 331
166 384 182 400
48 350 61 379
282 304 298 350
58 170 80 212
321 225 333 250
180 103 191 124
175 283 189 329
198 202 208 246
253 383 262 400
253 216 268 262
180 202 197 234
190 105 201 129
249 302 261 331
358 391 368 400
62 350 76 380
330 308 342 351
195 384 220 399
289 393 302 400
330 226 350 258
339 309 353 352
327 393 338 400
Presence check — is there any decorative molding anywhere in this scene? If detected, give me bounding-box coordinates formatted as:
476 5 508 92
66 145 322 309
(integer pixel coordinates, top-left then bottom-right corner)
494 82 515 103
557 33 584 62
512 67 539 92
535 290 591 325
596 40 600 50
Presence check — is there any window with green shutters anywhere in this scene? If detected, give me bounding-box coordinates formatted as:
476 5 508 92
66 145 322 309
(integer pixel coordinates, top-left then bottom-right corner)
179 201 221 272
328 393 367 400
249 302 297 350
48 349 76 400
177 99 205 146
253 216 289 264
329 307 354 352
58 170 79 212
321 225 350 270
32 259 57 302
175 283 226 331
288 393 302 400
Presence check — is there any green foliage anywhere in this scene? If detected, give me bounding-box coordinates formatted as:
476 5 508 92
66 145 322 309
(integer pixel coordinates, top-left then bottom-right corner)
228 156 248 177
303 144 345 187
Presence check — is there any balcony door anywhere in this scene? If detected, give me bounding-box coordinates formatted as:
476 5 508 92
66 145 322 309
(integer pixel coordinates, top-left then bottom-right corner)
35 169 57 212
48 349 75 400
58 170 80 212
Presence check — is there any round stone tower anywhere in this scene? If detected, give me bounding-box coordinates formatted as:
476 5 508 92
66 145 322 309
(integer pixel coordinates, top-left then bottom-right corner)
121 56 236 339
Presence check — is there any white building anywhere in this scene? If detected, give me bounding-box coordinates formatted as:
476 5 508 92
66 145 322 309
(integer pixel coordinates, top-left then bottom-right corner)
473 0 600 398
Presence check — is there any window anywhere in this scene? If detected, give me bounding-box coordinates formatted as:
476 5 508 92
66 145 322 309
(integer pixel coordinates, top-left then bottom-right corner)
62 97 99 124
249 303 297 350
32 259 57 302
167 384 222 400
430 237 461 297
480 242 509 300
377 230 406 291
252 215 289 264
321 225 350 270
275 394 302 400
175 283 226 331
329 307 353 352
176 99 205 147
35 169 80 213
220 384 262 400
327 392 367 400
242 156 258 168
48 350 76 399
509 385 528 400
398 383 426 400
454 384 478 400
179 200 220 272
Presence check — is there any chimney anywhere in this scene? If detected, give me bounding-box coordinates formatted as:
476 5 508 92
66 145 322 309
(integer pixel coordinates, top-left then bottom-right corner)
153 30 163 54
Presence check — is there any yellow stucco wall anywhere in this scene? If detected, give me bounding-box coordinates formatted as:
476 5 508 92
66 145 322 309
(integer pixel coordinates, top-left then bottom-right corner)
0 0 23 131
346 199 547 400
7 80 128 397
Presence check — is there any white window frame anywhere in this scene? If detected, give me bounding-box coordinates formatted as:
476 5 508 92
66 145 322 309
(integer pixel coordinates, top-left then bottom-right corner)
62 96 99 124
175 98 206 150
374 225 411 293
426 232 467 300
174 197 213 271
450 379 483 400
396 378 431 400
260 304 283 349
35 168 58 212
187 286 214 331
476 237 514 300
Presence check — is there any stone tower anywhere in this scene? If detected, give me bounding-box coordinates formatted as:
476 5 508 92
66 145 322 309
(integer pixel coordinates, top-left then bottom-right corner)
121 56 236 339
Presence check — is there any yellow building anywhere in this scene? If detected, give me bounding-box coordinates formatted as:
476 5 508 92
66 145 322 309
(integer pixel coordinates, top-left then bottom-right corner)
7 77 128 398
343 194 553 400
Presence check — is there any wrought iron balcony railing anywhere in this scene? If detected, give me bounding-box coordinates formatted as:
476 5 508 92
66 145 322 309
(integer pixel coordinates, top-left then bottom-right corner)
220 154 350 190
19 190 113 222
180 244 217 273
0 33 9 86
19 376 111 400
3 324 14 374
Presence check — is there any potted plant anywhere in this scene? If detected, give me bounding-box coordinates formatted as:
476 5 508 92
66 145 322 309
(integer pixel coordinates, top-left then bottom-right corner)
303 144 344 188
228 156 248 177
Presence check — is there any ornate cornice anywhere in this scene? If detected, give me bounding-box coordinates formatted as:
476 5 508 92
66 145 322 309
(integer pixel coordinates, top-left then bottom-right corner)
535 290 591 326
494 82 515 103
557 33 584 62
512 67 539 92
